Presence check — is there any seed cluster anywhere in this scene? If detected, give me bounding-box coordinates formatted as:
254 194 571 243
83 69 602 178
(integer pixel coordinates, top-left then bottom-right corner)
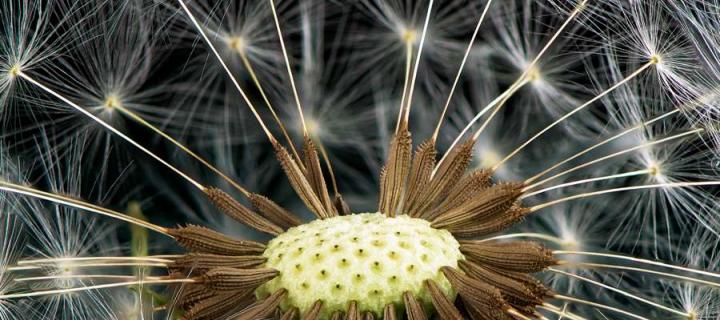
164 129 557 319
256 213 463 318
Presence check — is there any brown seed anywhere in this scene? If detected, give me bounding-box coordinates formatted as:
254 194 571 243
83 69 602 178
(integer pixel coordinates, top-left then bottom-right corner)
176 284 214 308
409 139 474 217
445 206 531 238
402 139 437 216
281 307 299 320
378 128 412 217
346 301 360 320
383 303 397 320
249 193 303 229
461 298 514 320
334 193 352 215
303 300 324 320
483 265 554 299
403 292 428 320
424 169 492 220
458 260 544 307
273 140 330 218
182 290 253 320
205 187 283 235
330 311 344 320
302 136 338 216
168 225 265 256
170 253 266 273
425 280 463 320
431 182 523 228
459 240 558 273
441 267 510 318
202 267 279 292
233 288 287 320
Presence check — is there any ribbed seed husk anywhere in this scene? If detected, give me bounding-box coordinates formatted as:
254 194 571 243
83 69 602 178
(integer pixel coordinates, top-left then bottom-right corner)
303 301 324 320
233 288 287 320
403 292 428 320
445 205 530 238
407 139 474 217
431 182 523 228
441 267 510 319
426 280 464 320
170 253 266 273
205 187 283 235
273 140 330 218
378 129 412 217
182 290 253 320
459 240 557 273
334 193 352 215
249 192 303 229
424 169 492 220
176 284 214 308
202 267 279 291
302 136 338 217
402 139 437 216
346 301 360 320
168 225 265 256
383 303 397 320
458 260 544 308
280 307 298 320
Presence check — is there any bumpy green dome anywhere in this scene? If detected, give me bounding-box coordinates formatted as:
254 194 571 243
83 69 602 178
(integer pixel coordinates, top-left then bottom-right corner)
255 213 464 318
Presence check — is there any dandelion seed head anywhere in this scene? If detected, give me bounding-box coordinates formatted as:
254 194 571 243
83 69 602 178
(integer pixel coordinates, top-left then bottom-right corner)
477 148 501 171
399 27 419 45
526 66 542 83
305 117 322 139
647 162 662 178
5 65 19 80
256 213 461 317
226 36 247 54
3 0 720 319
